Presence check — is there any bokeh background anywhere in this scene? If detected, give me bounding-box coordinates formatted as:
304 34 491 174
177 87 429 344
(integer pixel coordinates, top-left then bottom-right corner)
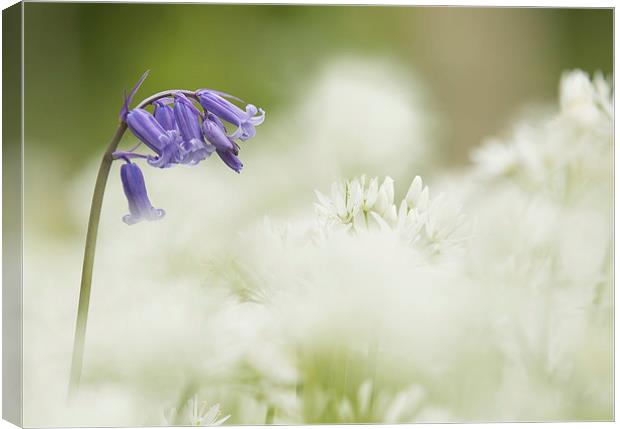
19 4 613 425
25 4 612 165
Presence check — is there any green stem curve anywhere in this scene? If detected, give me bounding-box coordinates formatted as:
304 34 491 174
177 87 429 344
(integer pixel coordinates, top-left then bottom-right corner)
68 122 127 396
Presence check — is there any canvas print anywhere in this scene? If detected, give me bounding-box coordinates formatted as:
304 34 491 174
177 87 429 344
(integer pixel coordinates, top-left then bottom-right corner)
2 2 614 426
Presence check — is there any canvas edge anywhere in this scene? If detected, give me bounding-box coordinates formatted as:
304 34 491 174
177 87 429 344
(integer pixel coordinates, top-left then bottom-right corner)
2 1 24 427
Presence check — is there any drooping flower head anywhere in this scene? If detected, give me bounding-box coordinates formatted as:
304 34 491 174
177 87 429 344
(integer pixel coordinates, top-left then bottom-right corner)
120 162 165 225
114 73 265 224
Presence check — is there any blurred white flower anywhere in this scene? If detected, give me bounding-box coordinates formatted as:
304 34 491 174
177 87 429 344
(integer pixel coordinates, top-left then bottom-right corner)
470 138 519 177
471 69 612 203
282 57 438 181
165 395 231 426
559 69 612 127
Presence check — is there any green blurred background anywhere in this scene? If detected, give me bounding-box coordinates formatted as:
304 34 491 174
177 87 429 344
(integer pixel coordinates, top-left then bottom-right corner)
24 4 612 169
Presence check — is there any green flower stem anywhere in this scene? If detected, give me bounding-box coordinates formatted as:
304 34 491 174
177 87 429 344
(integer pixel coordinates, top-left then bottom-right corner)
367 334 380 418
265 405 276 424
68 122 127 396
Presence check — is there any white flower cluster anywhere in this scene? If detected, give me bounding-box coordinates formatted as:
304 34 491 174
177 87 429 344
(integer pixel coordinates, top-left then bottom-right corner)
315 175 467 254
229 70 612 422
314 175 395 232
471 70 612 201
559 70 613 127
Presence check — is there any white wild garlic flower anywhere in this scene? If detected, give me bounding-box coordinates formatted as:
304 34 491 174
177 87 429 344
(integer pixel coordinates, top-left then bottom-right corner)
314 175 394 232
315 175 467 254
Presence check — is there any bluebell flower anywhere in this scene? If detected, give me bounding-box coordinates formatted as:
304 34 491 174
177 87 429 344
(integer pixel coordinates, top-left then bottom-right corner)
153 99 177 131
126 108 168 153
196 89 265 141
202 114 236 152
120 162 165 225
203 113 243 173
173 93 215 164
125 108 182 168
116 74 265 223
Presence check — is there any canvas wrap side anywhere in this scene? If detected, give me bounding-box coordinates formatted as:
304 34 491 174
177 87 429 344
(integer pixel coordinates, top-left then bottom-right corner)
3 2 23 426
